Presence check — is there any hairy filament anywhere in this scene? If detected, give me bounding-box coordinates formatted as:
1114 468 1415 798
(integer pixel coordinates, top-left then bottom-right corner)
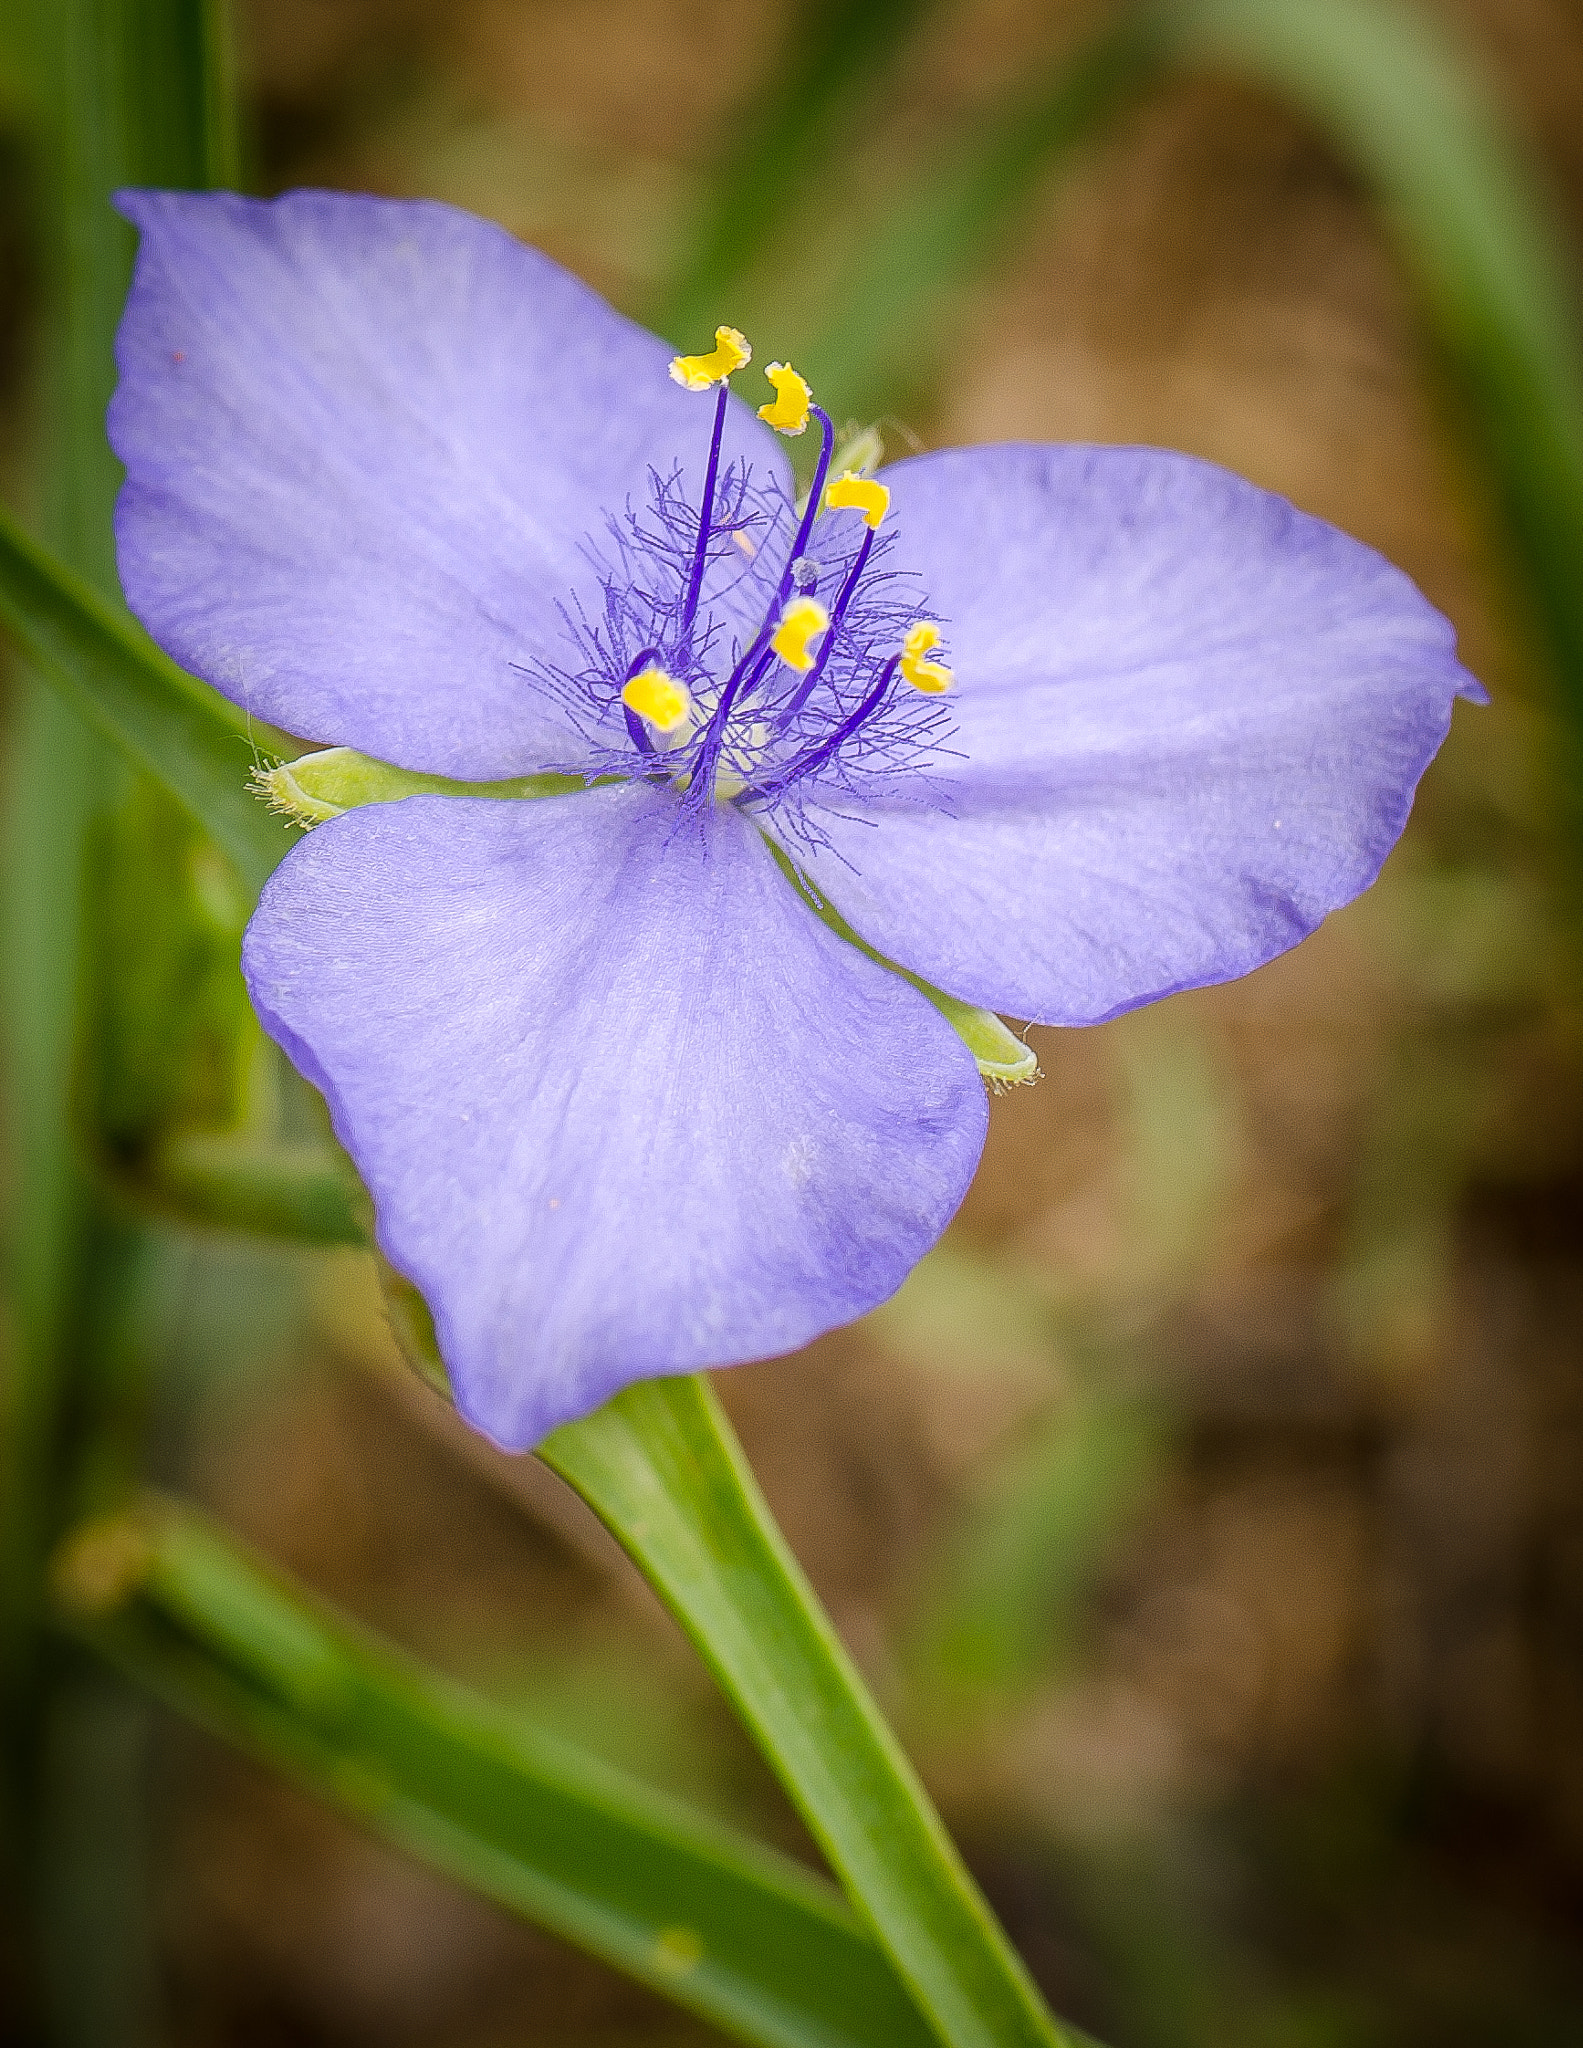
772 525 876 731
727 406 843 721
777 407 836 608
738 654 902 807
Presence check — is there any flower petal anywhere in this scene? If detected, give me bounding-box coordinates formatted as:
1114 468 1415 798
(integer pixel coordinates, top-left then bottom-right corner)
242 784 986 1450
788 442 1482 1025
111 189 788 778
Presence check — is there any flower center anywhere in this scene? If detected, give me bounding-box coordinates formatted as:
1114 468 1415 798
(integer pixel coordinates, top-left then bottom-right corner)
526 328 956 839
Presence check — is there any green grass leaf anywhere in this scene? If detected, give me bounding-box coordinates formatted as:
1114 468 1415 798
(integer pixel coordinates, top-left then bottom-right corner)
54 1500 944 2048
0 12 252 2032
0 504 295 899
800 18 1161 421
132 1132 366 1245
543 1376 1082 2048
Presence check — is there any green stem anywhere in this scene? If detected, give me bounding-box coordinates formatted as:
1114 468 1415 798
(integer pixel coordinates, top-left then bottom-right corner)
542 1376 1073 2048
56 1499 944 2048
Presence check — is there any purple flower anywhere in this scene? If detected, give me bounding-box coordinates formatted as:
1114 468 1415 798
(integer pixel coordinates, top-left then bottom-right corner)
109 188 1481 1451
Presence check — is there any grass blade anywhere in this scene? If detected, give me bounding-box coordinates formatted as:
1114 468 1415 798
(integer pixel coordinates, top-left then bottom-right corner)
0 505 294 898
0 7 249 2037
800 18 1160 422
543 1376 1078 2048
132 1133 365 1245
53 1501 942 2048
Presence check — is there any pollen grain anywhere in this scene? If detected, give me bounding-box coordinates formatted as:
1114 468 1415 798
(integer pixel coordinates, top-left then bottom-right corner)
621 665 693 732
668 325 752 391
770 596 829 673
900 620 953 694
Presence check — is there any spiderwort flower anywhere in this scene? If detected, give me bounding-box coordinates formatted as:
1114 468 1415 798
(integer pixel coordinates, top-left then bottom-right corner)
108 189 1482 1451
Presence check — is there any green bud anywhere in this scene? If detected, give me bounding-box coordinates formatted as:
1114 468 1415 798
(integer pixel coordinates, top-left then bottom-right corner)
829 420 886 478
796 420 887 517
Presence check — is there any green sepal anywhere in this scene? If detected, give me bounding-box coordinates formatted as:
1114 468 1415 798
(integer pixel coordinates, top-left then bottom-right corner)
766 840 1039 1089
375 1251 454 1401
923 986 1040 1092
255 746 588 828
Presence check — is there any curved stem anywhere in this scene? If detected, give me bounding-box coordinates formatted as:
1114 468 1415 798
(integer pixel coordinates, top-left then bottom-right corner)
779 406 836 597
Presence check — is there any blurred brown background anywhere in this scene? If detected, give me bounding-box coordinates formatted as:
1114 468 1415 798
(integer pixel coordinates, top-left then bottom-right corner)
14 1 1583 2043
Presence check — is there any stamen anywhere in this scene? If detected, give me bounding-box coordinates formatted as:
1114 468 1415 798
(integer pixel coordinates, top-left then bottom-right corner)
737 655 902 807
770 597 829 673
622 664 693 733
771 525 877 731
825 471 889 529
692 396 834 762
775 404 836 607
900 620 953 694
552 344 945 822
669 326 752 391
727 404 841 718
758 362 812 436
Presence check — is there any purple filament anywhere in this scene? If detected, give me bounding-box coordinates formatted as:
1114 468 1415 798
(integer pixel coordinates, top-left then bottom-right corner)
738 655 903 807
770 524 876 731
777 407 835 606
679 383 729 642
620 646 664 754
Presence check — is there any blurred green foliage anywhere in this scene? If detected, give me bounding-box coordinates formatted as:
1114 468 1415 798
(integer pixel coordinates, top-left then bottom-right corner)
55 1499 945 2048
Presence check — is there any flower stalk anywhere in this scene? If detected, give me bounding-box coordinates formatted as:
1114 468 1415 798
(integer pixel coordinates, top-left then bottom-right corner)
541 1374 1076 2048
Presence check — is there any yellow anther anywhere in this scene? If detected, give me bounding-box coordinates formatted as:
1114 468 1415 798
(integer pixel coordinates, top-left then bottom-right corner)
770 596 829 673
668 326 752 392
825 471 890 529
758 362 812 436
900 621 953 695
621 665 692 733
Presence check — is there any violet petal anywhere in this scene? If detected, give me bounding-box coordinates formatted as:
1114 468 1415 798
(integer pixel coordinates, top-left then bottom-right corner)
243 784 987 1449
111 188 788 778
791 442 1480 1025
